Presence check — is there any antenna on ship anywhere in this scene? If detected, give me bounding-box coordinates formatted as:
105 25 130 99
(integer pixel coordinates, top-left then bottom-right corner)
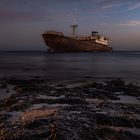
70 18 78 38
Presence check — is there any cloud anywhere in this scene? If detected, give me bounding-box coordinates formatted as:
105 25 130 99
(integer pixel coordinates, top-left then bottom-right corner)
101 0 140 12
128 2 140 10
0 10 33 21
118 20 140 26
0 0 140 23
100 22 110 25
102 4 113 9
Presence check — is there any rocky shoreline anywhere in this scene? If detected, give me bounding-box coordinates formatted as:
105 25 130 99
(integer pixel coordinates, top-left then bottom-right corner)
0 78 140 140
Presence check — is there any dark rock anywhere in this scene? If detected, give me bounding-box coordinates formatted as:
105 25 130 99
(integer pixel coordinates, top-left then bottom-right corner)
96 127 140 140
0 81 7 89
0 114 11 123
0 78 140 140
105 79 125 91
95 112 139 128
124 83 140 96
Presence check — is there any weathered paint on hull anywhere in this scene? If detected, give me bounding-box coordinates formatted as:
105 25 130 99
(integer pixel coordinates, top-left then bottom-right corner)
42 33 112 52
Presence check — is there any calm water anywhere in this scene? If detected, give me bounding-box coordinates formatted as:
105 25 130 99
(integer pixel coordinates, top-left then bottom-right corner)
0 51 140 82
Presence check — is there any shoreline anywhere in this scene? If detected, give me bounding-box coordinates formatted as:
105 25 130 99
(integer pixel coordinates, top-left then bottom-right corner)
0 78 140 139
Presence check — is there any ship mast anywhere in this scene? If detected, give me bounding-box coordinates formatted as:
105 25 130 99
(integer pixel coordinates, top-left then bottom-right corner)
70 18 78 38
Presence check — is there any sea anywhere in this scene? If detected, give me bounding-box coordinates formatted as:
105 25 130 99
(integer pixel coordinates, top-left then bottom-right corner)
0 51 140 84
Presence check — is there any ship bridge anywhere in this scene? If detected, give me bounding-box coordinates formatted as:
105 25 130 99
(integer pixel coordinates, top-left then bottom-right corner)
92 31 98 36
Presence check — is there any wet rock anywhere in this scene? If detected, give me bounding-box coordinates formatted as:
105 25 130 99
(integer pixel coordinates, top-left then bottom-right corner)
0 81 7 89
8 101 32 112
0 78 140 140
57 106 97 140
82 87 119 100
31 97 88 106
6 89 9 93
0 98 17 111
124 83 140 96
96 127 140 140
20 109 58 124
0 114 11 123
105 79 125 91
0 109 58 140
95 111 140 128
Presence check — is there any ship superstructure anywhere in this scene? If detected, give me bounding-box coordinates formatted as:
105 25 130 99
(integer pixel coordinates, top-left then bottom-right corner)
75 31 108 46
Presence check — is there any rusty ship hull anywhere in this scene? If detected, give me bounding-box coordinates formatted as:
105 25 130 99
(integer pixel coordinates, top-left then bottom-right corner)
42 33 112 52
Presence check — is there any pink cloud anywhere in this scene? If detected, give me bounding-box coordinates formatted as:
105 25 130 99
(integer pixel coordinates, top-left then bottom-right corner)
118 20 140 26
0 10 33 21
102 4 113 9
128 2 140 10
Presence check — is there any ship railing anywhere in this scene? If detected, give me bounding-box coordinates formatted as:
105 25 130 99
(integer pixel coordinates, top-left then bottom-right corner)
76 35 108 42
77 36 96 40
45 31 63 36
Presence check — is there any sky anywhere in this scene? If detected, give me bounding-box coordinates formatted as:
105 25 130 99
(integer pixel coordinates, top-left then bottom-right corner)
0 0 140 51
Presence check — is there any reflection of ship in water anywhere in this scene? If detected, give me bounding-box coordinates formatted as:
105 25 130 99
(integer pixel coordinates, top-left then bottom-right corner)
42 23 112 52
